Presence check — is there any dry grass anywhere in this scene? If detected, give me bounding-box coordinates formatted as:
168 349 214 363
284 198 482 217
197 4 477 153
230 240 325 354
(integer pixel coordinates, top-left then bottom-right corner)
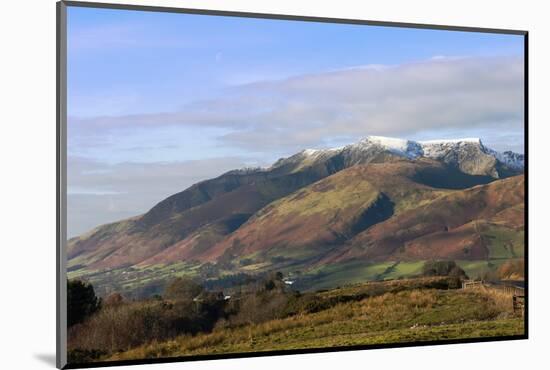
466 285 517 316
68 298 221 358
108 287 524 362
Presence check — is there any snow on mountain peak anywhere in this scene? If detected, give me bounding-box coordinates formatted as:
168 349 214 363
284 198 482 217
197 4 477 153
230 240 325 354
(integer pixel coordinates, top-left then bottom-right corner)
364 135 409 147
268 135 523 173
419 138 481 145
302 149 319 156
296 136 488 162
301 146 345 157
418 137 485 159
357 135 423 158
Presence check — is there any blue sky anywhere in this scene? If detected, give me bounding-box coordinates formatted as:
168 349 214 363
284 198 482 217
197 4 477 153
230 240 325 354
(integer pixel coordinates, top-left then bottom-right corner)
67 5 525 237
68 7 522 116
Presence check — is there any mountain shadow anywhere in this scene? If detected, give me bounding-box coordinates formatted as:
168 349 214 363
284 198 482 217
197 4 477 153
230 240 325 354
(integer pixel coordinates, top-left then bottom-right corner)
350 192 394 235
412 165 494 189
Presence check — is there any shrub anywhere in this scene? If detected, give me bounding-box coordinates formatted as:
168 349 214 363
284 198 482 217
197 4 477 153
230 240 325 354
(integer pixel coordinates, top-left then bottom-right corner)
228 289 292 326
67 349 106 364
203 272 256 290
164 277 203 301
103 293 124 307
67 298 223 355
67 279 101 327
422 260 467 279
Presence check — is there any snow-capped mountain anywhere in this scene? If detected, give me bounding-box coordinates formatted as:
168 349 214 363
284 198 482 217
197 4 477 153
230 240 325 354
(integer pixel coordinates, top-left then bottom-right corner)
271 135 524 178
68 134 524 291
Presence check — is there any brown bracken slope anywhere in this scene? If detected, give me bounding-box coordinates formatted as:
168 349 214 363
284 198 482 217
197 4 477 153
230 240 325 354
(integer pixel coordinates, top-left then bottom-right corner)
201 160 523 269
68 157 523 273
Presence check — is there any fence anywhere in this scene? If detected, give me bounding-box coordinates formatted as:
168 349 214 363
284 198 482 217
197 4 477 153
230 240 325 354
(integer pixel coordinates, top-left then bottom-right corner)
462 280 525 316
461 280 484 289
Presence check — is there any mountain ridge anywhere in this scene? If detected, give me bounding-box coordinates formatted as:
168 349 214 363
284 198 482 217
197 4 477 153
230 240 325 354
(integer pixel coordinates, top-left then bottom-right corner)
269 135 523 177
67 135 524 295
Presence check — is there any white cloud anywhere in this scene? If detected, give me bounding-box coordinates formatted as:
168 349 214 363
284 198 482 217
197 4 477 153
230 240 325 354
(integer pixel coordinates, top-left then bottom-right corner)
70 56 524 154
229 56 524 151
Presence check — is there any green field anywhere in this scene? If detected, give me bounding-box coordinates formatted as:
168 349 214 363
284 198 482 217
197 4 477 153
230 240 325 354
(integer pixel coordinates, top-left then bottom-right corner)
296 259 512 292
67 261 203 297
300 261 395 291
69 255 523 297
482 225 525 259
456 258 523 280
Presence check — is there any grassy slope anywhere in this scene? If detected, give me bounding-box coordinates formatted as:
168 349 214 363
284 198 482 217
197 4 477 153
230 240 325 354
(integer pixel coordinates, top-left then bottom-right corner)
108 286 523 361
322 174 524 267
206 168 523 276
291 254 522 292
67 161 342 270
203 160 449 265
69 165 523 297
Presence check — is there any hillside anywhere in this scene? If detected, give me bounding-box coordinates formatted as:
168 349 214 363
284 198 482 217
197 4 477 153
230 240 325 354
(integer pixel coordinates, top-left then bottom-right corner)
68 160 342 270
202 159 460 264
197 164 523 280
67 136 525 295
327 174 524 263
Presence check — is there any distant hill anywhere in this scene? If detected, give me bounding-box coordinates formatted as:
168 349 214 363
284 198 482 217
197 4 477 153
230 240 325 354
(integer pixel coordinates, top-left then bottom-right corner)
68 136 524 294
